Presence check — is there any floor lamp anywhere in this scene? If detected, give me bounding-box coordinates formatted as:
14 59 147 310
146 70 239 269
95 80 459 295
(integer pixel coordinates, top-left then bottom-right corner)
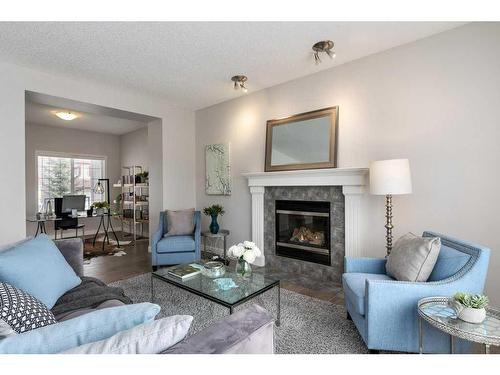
94 178 121 249
369 159 412 256
94 178 110 206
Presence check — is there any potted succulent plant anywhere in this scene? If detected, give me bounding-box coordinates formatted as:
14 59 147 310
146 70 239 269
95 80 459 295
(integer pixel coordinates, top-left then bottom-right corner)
203 204 225 234
92 201 110 216
448 292 489 324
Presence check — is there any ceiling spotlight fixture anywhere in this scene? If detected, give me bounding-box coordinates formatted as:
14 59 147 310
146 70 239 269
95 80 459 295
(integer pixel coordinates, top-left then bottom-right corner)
54 111 78 121
312 40 335 64
231 75 248 93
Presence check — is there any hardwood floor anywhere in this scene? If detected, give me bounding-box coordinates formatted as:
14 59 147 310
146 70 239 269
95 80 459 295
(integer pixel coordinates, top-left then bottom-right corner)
83 234 151 284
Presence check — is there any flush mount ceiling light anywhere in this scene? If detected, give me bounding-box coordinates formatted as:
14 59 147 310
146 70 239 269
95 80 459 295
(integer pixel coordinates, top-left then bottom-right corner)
312 40 335 64
231 75 248 93
54 111 78 121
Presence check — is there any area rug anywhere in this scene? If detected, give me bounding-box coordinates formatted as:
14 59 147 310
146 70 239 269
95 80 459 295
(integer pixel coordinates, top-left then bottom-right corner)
84 238 132 259
111 273 369 354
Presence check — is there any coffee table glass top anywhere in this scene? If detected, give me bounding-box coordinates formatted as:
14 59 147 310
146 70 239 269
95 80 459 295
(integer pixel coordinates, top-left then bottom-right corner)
418 297 500 345
152 262 279 306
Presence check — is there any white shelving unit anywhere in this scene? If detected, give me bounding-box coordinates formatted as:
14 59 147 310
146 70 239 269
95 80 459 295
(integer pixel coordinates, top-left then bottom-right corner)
119 165 149 242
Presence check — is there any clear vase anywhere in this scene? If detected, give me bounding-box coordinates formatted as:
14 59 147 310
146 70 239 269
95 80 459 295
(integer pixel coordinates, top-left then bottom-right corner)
235 257 252 278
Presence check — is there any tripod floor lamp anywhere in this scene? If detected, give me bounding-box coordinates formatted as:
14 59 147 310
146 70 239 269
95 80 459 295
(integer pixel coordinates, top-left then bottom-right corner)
93 178 120 250
369 159 412 256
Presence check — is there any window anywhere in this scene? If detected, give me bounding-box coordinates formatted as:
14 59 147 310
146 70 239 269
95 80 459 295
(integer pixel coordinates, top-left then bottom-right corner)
37 153 106 211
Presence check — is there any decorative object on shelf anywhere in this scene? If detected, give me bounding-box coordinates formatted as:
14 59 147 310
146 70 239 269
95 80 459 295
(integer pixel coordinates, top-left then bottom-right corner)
202 261 226 278
449 292 489 324
136 171 149 184
92 201 109 216
231 75 248 93
203 204 225 234
369 158 412 256
228 241 262 278
265 107 338 172
205 143 231 195
312 40 335 64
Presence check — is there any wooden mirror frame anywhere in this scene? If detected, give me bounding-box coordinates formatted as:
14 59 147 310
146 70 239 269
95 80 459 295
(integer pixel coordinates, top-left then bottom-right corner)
265 106 338 172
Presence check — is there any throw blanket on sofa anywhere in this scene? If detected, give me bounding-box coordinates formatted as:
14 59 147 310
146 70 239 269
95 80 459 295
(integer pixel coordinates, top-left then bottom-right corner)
51 277 132 317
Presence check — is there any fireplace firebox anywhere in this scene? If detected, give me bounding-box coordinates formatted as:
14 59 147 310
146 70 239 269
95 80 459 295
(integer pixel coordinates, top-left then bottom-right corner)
275 200 331 265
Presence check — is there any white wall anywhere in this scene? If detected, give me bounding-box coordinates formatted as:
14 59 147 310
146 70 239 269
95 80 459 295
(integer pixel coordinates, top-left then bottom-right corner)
120 127 148 171
25 123 122 235
0 60 195 247
195 23 500 303
147 120 163 240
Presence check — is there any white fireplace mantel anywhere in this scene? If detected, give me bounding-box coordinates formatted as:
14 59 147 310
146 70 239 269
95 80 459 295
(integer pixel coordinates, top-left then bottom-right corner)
242 168 369 266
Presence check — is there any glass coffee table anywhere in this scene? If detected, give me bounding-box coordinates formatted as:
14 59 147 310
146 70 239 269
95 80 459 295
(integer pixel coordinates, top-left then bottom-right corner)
151 262 281 325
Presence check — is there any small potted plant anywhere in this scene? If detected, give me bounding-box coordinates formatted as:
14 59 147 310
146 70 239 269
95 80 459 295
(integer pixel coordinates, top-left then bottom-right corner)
228 241 262 278
449 292 489 324
203 204 225 234
139 171 149 184
92 201 110 216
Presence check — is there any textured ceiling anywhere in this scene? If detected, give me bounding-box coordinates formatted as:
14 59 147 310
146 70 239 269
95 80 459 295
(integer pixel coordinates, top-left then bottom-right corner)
0 22 465 110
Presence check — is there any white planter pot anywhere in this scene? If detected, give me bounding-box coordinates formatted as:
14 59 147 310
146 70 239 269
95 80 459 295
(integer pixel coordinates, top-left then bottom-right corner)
448 299 486 324
458 307 486 324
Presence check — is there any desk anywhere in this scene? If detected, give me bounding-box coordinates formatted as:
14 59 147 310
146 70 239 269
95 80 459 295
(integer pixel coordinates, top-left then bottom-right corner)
26 216 61 236
26 213 120 251
92 213 120 250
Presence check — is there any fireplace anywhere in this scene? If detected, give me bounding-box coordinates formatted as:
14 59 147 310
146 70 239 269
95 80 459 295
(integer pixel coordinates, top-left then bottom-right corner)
275 200 331 265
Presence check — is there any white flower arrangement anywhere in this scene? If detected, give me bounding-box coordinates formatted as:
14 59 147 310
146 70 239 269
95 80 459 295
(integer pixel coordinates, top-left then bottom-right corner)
227 241 262 264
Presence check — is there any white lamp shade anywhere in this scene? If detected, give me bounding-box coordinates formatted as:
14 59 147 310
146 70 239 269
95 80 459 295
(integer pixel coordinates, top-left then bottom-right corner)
369 159 412 195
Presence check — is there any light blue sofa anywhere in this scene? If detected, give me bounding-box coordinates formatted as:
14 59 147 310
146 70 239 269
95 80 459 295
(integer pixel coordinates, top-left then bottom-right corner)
342 231 490 353
151 211 201 269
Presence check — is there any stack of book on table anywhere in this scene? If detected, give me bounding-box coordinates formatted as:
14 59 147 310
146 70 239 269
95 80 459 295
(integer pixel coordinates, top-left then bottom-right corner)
167 264 202 280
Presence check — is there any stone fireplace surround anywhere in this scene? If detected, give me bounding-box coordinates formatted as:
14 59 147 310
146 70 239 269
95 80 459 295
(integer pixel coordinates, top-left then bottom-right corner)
265 186 345 281
243 168 368 281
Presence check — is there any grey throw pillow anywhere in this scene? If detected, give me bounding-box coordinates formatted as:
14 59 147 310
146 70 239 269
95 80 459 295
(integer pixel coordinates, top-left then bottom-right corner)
386 233 441 282
165 208 195 236
62 315 193 354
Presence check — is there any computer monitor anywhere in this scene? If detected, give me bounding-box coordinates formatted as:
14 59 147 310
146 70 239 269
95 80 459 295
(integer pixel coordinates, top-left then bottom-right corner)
61 195 86 213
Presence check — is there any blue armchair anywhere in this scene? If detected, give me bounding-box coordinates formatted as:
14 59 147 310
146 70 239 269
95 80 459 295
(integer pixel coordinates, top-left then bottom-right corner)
342 231 490 353
151 211 201 269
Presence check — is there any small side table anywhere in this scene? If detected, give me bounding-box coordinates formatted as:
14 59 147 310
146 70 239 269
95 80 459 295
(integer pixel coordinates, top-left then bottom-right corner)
418 297 500 354
202 230 230 260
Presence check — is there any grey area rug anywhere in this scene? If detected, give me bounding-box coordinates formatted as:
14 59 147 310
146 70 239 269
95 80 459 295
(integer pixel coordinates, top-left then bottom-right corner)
111 273 368 354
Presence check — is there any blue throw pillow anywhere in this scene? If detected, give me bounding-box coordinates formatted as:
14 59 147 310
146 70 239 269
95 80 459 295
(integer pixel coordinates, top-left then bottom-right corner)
0 235 81 308
0 302 160 354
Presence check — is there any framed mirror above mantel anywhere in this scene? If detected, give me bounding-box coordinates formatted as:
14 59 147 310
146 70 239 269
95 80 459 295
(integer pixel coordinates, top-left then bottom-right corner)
264 106 338 172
